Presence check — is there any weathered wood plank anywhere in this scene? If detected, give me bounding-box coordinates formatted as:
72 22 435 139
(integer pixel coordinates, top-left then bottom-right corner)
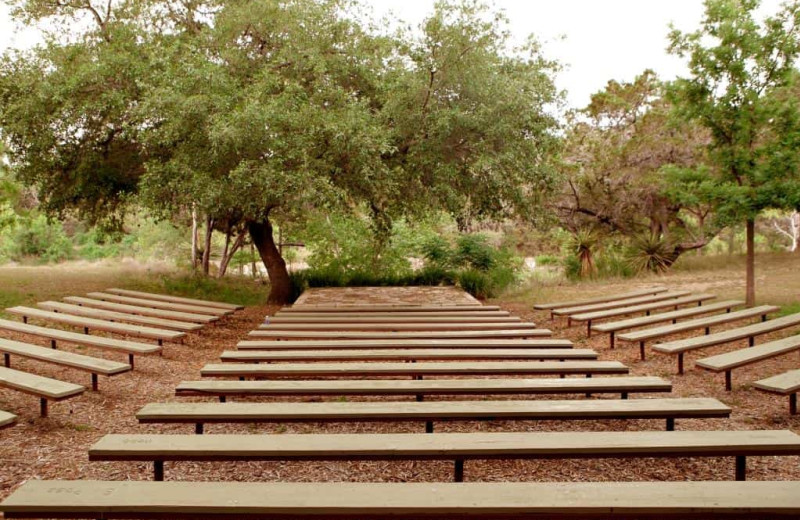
533 287 667 310
220 348 596 362
63 296 218 323
106 288 243 310
237 338 573 350
38 301 203 332
247 329 552 340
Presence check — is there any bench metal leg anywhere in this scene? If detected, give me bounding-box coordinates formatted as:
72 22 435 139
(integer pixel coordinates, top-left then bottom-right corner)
725 371 732 391
567 317 572 327
454 459 464 482
748 336 755 347
22 316 27 324
609 332 615 349
84 326 89 335
219 396 226 403
735 455 746 481
128 354 135 368
425 421 433 433
587 321 592 337
678 353 684 375
40 398 48 418
762 314 768 322
195 423 204 435
705 327 710 335
666 418 675 431
416 394 423 402
3 353 9 367
639 341 646 360
791 393 797 415
154 461 164 481
672 319 677 324
621 392 628 399
51 339 57 349
91 373 98 392
158 339 163 347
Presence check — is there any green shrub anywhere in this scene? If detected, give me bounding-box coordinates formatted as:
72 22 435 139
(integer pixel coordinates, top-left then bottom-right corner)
534 254 559 266
457 269 493 299
5 214 73 263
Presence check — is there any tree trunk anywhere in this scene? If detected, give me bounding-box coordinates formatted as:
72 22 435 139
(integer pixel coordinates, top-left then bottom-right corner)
248 218 292 304
746 218 755 307
191 206 198 270
727 227 736 255
201 216 214 276
217 229 247 279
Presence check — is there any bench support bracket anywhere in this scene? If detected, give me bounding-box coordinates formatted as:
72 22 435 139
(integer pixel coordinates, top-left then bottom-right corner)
154 461 164 481
735 455 746 481
454 459 464 482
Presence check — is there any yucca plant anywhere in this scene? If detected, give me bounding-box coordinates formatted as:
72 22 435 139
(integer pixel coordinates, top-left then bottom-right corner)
569 229 599 279
627 234 675 273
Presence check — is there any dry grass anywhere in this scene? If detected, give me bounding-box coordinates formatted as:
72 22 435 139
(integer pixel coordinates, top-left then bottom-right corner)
1 257 800 504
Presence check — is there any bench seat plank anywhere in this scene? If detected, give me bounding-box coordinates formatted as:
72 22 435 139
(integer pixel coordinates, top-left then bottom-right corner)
106 288 243 310
651 312 800 373
0 365 85 400
275 310 512 318
266 315 519 323
553 291 690 317
88 430 800 483
86 292 229 316
571 294 716 322
5 480 800 519
237 339 574 350
176 376 671 399
247 329 552 340
0 410 17 429
7 306 185 343
533 287 667 310
200 361 628 378
281 305 498 313
591 300 745 348
0 318 161 366
0 338 130 390
137 398 730 433
220 348 596 362
38 301 203 332
64 296 218 323
257 322 539 332
754 370 800 414
696 335 800 390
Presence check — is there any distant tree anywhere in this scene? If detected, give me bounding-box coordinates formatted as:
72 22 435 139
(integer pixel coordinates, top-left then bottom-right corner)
668 0 800 305
558 70 714 269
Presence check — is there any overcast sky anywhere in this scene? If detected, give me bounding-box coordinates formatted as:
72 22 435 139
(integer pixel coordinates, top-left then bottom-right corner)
0 0 787 109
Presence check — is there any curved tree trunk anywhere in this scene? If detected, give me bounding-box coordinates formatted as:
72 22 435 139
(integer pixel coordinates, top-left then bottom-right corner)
746 218 755 307
248 218 292 304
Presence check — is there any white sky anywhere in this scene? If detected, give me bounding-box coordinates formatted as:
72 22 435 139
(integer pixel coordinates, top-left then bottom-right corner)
0 0 786 109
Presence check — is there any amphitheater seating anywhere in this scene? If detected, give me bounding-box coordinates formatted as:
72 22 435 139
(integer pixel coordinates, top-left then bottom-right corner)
592 300 745 348
6 306 185 345
86 292 230 317
696 334 800 390
0 410 16 429
258 321 541 331
552 291 690 322
136 398 731 434
0 365 85 417
106 288 243 311
533 286 667 313
63 296 219 323
652 312 800 373
38 301 203 332
278 304 499 313
0 338 130 391
0 318 161 367
89 429 800 482
265 314 521 323
175 376 671 401
754 369 800 414
247 328 552 340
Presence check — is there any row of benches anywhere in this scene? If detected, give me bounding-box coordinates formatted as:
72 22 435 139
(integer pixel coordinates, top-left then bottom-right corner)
0 288 242 419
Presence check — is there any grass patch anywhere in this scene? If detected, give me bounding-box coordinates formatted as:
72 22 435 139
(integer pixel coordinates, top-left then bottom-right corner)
776 302 800 317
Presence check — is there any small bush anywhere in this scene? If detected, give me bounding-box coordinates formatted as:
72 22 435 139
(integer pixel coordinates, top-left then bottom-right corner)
457 269 493 299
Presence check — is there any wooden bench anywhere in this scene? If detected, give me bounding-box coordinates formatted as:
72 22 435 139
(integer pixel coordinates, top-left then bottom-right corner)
592 300 745 348
696 334 800 390
279 304 499 313
89 429 800 482
0 365 85 417
553 291 691 324
86 292 230 316
0 410 16 429
219 348 597 363
38 301 203 332
237 338 574 350
275 310 513 318
106 288 243 311
0 318 162 367
754 370 800 414
64 296 219 323
618 305 780 360
247 329 552 340
7 306 185 346
257 321 540 332
176 376 672 402
533 286 667 314
0 338 131 391
200 361 629 379
652 312 800 374
570 294 716 336
137 397 730 434
4 480 800 519
266 315 520 323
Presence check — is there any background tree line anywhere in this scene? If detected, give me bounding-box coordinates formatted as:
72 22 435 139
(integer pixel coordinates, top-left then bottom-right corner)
0 0 799 304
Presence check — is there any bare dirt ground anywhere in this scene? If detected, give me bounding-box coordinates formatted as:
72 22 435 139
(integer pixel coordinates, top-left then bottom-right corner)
1 255 800 506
